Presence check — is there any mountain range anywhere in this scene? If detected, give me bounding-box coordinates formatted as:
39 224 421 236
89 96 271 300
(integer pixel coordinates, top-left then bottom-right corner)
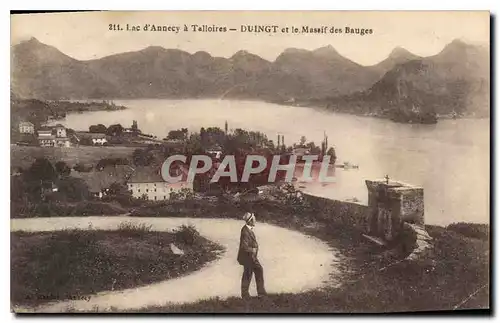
11 37 490 119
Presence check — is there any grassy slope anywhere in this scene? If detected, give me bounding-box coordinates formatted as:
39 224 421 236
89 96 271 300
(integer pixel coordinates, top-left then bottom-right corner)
132 224 488 313
10 196 489 312
124 199 490 313
10 146 136 169
11 225 224 307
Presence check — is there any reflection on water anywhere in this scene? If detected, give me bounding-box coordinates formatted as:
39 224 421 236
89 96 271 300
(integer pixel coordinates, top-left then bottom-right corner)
55 99 490 225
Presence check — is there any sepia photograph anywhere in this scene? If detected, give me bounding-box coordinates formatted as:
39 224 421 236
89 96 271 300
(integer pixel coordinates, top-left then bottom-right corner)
9 10 490 313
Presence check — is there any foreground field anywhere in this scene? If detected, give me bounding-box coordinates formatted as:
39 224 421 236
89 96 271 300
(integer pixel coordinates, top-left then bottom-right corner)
11 222 223 308
11 216 336 313
10 146 136 169
132 225 489 313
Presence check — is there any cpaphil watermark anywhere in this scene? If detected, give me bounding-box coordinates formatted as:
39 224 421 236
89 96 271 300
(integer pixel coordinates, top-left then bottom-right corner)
161 154 336 184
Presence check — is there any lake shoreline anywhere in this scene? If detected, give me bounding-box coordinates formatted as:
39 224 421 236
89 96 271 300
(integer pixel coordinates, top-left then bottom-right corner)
20 98 490 226
59 97 489 124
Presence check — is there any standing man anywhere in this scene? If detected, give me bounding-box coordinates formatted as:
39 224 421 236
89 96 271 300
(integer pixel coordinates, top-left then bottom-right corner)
237 212 267 299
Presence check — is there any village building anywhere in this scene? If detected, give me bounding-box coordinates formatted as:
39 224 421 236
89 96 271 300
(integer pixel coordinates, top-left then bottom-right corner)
39 180 59 200
89 133 108 145
37 129 56 147
18 121 35 134
292 146 311 158
10 166 23 176
54 137 71 147
123 127 142 134
206 144 223 159
74 132 108 145
127 165 192 201
37 125 71 147
70 165 135 199
54 124 66 137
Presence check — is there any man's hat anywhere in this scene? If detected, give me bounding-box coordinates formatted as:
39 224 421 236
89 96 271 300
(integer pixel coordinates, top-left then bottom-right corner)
243 212 255 223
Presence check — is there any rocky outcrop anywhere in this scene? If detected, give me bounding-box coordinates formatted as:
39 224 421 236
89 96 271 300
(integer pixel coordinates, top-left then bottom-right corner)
404 222 433 261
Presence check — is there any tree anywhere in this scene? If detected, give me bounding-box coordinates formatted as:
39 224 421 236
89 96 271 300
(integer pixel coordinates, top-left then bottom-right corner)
56 177 90 201
169 188 195 200
55 161 71 177
327 147 337 164
132 149 155 166
185 133 204 155
106 124 124 136
89 124 107 133
96 158 129 170
25 158 57 182
167 128 188 141
79 137 93 146
73 162 92 172
131 120 138 131
299 136 307 146
108 182 131 196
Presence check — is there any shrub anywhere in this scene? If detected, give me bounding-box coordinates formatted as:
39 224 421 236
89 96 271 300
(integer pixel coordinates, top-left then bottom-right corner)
446 222 489 241
73 163 93 172
169 188 195 201
103 194 143 207
117 221 153 232
173 224 200 246
70 201 125 216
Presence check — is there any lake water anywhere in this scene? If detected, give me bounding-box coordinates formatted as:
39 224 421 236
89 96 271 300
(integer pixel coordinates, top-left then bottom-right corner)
56 99 490 226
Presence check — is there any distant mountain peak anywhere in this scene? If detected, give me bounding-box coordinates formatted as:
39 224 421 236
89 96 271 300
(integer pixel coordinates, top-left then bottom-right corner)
450 38 467 45
142 45 166 52
230 50 269 64
13 36 73 64
193 50 212 58
312 45 340 57
389 46 415 58
313 45 339 55
231 50 251 59
25 37 40 44
282 47 310 55
16 37 44 49
437 38 485 59
441 39 475 53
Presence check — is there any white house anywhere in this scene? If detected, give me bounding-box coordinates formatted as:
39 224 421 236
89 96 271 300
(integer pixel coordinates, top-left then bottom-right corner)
70 165 135 199
19 121 35 134
127 166 192 201
37 126 71 147
54 137 71 147
54 124 67 138
74 132 108 145
38 129 55 147
91 133 108 145
206 144 223 159
292 146 310 158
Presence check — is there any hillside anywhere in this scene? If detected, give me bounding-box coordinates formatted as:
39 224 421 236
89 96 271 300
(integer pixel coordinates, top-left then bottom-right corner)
11 38 490 122
319 40 490 121
12 38 411 101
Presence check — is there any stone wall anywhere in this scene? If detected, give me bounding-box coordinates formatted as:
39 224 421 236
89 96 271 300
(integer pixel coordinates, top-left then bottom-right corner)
366 180 424 241
303 194 370 230
303 179 425 242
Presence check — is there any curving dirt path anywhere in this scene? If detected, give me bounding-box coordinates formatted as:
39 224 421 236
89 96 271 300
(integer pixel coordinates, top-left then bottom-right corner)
11 216 339 313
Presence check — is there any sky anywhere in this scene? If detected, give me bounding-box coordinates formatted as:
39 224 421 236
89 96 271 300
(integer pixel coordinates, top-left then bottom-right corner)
10 11 490 66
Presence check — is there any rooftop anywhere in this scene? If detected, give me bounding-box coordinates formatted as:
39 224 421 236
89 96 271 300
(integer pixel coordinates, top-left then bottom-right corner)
128 166 164 183
75 132 107 139
38 135 56 140
71 165 135 193
128 165 189 183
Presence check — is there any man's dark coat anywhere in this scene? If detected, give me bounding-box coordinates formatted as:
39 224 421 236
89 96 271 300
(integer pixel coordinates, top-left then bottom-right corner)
237 225 258 266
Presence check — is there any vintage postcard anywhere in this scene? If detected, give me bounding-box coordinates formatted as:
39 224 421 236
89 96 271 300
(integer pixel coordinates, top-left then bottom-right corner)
10 11 490 313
